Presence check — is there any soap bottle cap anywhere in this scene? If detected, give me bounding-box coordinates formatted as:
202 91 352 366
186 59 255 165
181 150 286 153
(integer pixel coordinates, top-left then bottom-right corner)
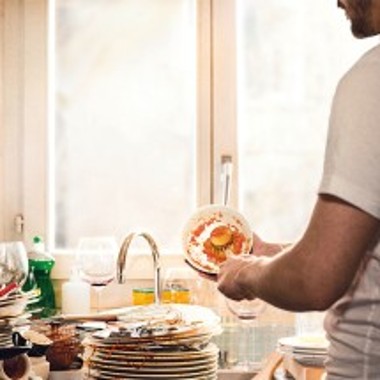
29 236 54 261
33 235 43 244
69 267 81 282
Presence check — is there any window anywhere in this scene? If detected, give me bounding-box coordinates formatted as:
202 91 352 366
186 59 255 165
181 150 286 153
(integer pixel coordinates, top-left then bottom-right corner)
237 0 378 242
52 0 197 250
21 0 232 253
2 0 377 253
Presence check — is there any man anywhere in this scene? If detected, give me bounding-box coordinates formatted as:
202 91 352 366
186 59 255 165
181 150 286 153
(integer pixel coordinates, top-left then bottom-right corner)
216 1 380 378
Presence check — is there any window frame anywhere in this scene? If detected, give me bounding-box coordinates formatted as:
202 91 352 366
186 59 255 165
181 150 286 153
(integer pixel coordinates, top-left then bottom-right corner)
1 0 26 242
0 0 239 276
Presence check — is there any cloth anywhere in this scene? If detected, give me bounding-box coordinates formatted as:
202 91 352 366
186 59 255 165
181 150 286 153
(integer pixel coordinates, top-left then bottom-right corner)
319 43 380 379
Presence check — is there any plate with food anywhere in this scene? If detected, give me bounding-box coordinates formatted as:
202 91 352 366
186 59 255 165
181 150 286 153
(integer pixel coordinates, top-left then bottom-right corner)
182 205 253 275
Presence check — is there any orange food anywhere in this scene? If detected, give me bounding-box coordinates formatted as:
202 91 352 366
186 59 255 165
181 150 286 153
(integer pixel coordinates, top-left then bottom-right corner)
203 240 227 264
210 225 233 247
200 224 248 266
231 231 245 254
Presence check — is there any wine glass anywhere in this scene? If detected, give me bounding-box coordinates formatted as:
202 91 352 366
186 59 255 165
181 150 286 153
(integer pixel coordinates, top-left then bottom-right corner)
226 297 267 372
75 237 118 313
0 241 28 288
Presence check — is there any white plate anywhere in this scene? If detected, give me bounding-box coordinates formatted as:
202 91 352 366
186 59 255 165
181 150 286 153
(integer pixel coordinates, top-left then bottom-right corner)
90 355 215 367
87 366 217 379
116 303 221 328
84 342 219 361
182 205 253 274
278 335 329 351
89 359 217 373
0 299 27 318
293 354 327 367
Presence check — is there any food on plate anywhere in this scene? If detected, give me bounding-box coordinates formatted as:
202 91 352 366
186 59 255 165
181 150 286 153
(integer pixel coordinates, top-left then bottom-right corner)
209 225 233 247
183 206 253 274
203 224 247 265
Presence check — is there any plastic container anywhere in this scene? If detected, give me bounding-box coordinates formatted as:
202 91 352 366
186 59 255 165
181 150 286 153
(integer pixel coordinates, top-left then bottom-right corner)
61 268 90 315
22 236 56 318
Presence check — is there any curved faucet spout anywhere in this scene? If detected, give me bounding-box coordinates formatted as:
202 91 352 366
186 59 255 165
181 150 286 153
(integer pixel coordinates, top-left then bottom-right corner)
117 232 161 304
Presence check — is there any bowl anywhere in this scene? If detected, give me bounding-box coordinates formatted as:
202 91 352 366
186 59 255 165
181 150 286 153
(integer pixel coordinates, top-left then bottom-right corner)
13 330 52 357
182 205 253 275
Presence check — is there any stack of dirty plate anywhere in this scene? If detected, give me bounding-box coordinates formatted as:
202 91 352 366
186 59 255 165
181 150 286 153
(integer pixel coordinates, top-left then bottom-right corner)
83 304 222 379
0 289 28 349
0 320 13 348
278 335 329 367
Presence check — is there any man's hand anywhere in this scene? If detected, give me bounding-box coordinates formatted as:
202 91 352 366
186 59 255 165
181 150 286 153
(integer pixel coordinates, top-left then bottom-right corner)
217 254 262 301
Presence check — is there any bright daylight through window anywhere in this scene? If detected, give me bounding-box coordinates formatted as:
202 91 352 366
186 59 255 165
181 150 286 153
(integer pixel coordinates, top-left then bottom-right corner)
48 0 377 253
52 0 196 250
237 0 376 242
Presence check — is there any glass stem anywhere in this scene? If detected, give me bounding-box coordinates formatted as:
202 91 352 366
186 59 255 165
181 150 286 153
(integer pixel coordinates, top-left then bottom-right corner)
243 322 250 370
240 321 255 372
93 287 103 313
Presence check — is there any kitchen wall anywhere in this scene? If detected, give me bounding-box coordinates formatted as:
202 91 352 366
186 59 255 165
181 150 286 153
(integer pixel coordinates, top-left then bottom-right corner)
0 0 4 239
0 0 25 242
0 0 48 243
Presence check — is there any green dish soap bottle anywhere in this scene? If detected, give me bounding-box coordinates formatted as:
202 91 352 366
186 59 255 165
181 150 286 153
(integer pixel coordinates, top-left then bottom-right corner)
22 236 56 318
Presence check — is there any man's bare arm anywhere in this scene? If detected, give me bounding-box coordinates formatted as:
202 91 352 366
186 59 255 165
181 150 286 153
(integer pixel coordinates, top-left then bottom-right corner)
217 194 380 311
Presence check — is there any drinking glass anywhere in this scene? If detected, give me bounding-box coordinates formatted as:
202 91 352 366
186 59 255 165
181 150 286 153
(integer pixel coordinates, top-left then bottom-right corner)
0 241 28 288
226 297 267 372
75 237 118 312
162 266 204 305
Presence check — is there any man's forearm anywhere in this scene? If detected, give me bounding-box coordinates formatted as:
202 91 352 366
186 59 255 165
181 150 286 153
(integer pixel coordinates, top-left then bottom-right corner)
240 246 327 312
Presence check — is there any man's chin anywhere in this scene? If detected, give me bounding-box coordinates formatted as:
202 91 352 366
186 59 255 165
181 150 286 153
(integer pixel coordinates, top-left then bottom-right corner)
351 24 378 39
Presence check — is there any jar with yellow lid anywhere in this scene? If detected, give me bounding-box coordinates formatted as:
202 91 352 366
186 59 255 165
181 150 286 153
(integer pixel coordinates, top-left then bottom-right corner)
132 287 191 305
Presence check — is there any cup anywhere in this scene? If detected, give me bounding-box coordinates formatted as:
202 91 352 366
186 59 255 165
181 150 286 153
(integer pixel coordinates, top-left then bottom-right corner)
0 354 31 380
162 267 202 304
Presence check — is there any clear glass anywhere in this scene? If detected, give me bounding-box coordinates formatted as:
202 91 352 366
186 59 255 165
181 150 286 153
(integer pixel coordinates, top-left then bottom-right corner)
226 297 267 371
237 0 378 242
0 242 28 288
75 237 118 312
295 311 326 337
162 266 205 305
53 0 196 250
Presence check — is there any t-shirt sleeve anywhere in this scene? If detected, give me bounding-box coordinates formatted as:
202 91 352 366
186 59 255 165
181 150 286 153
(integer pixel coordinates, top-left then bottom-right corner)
319 54 380 220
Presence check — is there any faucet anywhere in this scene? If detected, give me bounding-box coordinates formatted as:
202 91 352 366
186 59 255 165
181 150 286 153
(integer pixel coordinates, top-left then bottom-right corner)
117 232 161 305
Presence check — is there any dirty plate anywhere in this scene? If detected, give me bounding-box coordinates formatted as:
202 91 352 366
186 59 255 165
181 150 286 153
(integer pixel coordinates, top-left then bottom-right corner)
182 205 253 275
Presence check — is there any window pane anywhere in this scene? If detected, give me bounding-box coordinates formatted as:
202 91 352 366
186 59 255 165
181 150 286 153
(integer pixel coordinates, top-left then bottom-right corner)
237 0 377 241
53 0 196 250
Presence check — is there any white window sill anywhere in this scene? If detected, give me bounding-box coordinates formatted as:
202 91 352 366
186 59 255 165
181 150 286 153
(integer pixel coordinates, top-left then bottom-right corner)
51 250 187 280
50 251 197 310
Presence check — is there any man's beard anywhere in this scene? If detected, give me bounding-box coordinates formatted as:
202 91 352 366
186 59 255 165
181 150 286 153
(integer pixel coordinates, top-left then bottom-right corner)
342 0 377 38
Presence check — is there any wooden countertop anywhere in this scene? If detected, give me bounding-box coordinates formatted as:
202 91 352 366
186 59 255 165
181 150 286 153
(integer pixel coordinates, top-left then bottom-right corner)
283 356 326 380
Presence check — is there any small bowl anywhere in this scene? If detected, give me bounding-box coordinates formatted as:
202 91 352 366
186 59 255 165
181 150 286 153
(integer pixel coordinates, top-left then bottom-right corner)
12 331 52 358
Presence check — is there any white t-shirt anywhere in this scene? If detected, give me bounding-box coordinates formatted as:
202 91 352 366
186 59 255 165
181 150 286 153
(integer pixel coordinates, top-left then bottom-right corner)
319 43 380 379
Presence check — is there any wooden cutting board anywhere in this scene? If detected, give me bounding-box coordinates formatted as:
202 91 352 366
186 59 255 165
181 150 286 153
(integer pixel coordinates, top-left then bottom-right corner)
283 356 326 380
251 351 283 380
